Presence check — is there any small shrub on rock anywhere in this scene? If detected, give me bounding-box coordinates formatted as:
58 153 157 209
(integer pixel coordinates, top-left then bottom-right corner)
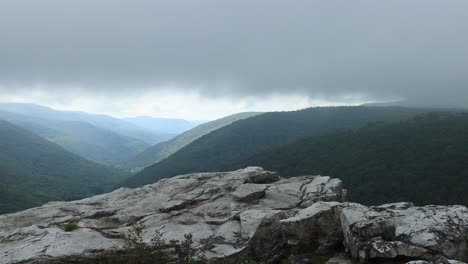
63 223 80 232
96 221 206 264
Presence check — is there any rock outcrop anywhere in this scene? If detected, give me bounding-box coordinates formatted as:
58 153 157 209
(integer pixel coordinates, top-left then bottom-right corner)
0 167 467 264
341 202 468 263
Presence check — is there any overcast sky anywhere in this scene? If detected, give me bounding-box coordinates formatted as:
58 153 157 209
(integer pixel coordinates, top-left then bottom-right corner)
1 0 467 119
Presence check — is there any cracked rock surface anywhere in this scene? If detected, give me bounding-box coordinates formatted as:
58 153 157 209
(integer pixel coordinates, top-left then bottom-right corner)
341 202 468 263
0 167 344 264
1 167 467 264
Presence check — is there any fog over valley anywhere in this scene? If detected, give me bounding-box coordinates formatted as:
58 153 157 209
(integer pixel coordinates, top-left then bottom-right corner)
1 0 468 119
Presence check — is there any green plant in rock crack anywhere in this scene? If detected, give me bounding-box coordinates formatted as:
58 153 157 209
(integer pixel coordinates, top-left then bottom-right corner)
63 222 80 232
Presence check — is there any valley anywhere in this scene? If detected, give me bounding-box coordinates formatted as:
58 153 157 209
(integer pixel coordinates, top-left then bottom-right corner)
2 104 466 215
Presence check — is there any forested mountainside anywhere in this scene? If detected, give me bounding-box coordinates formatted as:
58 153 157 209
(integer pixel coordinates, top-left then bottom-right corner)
236 112 468 206
124 106 430 187
0 120 129 214
120 112 261 170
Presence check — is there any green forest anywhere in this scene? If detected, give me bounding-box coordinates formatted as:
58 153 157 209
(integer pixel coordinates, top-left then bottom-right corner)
125 106 431 187
3 106 467 214
121 112 260 170
0 120 129 214
237 112 468 205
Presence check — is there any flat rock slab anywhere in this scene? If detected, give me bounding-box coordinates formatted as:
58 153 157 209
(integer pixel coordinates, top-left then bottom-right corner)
231 183 267 203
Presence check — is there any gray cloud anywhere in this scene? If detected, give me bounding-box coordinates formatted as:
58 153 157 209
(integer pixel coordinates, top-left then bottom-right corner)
1 0 468 104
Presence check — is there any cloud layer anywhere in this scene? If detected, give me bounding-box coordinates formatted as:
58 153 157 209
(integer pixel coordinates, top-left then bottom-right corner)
1 0 468 105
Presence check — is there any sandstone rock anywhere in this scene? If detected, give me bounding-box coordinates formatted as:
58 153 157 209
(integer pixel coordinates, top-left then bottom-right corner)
407 260 467 264
325 253 353 264
449 260 468 264
0 167 344 264
279 201 344 248
247 170 280 184
2 167 468 264
231 183 267 203
341 203 468 263
243 200 468 264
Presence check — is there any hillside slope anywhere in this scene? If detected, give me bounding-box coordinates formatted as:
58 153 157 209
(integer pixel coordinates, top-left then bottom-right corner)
124 107 429 187
237 112 468 205
121 112 261 170
0 110 150 164
0 120 129 214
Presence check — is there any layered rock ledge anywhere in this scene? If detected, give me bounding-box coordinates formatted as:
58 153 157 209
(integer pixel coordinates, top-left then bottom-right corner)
0 167 467 264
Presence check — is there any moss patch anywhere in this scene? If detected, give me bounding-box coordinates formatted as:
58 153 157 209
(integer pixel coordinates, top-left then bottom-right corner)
63 223 80 232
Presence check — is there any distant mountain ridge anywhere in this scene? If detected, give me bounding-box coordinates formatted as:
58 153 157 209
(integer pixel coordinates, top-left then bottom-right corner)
0 103 178 164
124 106 431 187
124 116 203 134
0 120 129 214
362 99 468 109
0 103 174 145
0 110 151 164
120 112 261 170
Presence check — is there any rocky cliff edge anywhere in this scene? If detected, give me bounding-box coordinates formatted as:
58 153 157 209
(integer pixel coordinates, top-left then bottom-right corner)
0 167 467 264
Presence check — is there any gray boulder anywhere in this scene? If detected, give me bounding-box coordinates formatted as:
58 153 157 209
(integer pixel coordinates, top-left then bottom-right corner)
341 202 468 263
0 167 345 264
2 167 468 264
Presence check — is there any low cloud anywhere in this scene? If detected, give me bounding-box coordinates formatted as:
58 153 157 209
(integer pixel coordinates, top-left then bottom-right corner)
1 0 467 108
